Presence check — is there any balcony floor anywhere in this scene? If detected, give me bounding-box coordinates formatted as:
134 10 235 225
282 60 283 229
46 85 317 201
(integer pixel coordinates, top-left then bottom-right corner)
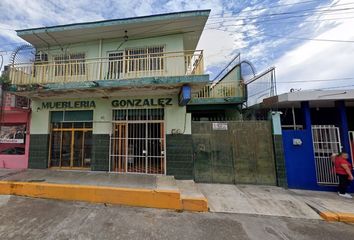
10 75 209 99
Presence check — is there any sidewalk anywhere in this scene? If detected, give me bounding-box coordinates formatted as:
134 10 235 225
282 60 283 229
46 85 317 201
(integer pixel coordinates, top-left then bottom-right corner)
290 189 354 223
0 169 207 212
198 183 354 223
198 184 321 219
1 169 353 222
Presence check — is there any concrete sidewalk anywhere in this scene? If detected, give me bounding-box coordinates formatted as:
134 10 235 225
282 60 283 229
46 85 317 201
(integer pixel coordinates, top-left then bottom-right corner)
0 169 207 212
291 189 354 223
198 183 354 223
198 184 321 219
1 169 353 222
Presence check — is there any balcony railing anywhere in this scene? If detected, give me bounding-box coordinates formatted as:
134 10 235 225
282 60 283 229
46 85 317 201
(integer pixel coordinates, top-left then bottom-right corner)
9 50 204 85
192 81 244 99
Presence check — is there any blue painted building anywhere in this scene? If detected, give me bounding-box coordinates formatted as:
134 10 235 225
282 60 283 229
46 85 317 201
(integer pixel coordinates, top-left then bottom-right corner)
262 90 354 192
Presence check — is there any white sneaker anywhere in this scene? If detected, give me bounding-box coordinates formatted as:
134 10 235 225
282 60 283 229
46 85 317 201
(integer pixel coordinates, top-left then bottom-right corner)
338 193 353 199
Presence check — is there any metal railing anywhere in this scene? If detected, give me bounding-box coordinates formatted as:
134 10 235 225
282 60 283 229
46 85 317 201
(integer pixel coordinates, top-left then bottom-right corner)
312 125 341 185
9 50 204 85
192 81 244 99
245 67 276 107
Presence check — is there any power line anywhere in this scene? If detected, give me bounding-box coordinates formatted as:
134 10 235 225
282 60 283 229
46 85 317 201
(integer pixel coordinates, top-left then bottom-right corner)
252 77 354 84
207 26 354 44
264 34 354 43
1 2 354 52
307 84 354 90
209 2 354 20
208 0 326 18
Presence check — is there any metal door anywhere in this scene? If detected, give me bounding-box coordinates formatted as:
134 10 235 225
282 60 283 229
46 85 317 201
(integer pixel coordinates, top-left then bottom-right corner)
192 121 276 185
110 108 165 174
49 122 92 169
312 125 342 184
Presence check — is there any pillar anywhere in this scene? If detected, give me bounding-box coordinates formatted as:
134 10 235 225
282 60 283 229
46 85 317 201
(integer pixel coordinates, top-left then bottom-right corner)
269 111 288 188
336 100 351 161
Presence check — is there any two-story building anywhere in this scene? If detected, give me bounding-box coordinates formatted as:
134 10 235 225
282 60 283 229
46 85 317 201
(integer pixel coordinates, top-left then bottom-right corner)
8 10 215 175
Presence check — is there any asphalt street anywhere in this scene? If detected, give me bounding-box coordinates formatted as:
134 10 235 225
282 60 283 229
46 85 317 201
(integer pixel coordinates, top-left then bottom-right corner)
0 195 353 240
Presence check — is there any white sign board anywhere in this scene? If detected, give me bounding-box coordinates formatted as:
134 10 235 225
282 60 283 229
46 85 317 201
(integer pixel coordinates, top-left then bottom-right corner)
212 123 228 131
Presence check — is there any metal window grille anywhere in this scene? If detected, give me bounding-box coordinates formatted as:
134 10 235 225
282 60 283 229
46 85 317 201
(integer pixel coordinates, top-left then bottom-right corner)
110 108 165 174
125 46 164 73
108 52 123 79
53 53 86 76
312 125 342 185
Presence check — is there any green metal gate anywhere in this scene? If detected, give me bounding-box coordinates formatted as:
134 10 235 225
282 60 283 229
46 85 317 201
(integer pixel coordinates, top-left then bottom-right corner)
192 121 276 185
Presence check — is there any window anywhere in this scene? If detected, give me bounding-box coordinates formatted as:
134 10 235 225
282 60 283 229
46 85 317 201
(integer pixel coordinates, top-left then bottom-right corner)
51 110 93 123
54 53 86 76
108 52 123 79
125 46 164 72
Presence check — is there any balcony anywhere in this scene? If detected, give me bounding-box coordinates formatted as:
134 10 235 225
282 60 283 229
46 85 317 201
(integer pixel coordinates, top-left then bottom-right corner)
189 81 245 105
9 50 204 86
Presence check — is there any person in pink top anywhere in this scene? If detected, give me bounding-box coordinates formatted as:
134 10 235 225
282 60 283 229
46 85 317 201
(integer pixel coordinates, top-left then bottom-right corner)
334 153 353 198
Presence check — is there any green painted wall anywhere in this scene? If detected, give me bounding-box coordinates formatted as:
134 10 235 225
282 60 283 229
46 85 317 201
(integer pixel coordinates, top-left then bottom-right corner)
39 34 185 59
36 34 186 79
30 95 191 135
211 66 244 99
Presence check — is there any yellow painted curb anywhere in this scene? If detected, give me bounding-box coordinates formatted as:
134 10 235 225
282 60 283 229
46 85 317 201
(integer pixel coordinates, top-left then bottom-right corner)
338 213 354 223
0 181 182 210
181 197 208 212
320 211 339 221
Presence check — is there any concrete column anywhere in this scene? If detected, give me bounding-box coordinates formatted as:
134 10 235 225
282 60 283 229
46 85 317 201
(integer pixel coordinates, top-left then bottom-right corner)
269 111 287 188
301 101 311 131
336 100 351 161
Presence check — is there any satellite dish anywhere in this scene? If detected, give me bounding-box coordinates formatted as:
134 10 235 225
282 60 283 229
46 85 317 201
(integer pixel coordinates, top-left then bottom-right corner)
9 44 36 66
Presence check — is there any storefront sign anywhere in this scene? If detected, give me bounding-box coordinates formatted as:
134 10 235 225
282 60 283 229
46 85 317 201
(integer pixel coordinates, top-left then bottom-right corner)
111 98 173 107
0 125 26 144
212 122 228 131
42 101 96 109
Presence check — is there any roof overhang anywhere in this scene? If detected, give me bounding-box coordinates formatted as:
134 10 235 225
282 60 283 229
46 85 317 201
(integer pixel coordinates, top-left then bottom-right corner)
261 89 354 108
16 10 210 50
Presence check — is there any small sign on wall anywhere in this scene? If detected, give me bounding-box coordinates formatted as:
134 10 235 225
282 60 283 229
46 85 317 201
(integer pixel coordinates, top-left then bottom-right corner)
0 125 26 143
212 122 228 131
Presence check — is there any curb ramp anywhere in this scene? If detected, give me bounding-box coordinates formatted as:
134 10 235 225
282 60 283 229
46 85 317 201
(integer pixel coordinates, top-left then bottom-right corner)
306 200 354 223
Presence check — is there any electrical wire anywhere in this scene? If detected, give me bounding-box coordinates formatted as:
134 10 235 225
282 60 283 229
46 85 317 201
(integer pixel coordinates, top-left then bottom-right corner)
1 4 354 52
208 0 331 18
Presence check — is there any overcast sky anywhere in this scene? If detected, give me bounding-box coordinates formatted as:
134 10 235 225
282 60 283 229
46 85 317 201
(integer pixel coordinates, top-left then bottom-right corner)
0 0 354 94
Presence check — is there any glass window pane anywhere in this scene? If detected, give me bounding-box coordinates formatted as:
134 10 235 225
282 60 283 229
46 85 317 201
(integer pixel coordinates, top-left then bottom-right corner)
83 131 92 168
51 111 64 123
64 110 93 122
61 131 72 167
50 131 61 167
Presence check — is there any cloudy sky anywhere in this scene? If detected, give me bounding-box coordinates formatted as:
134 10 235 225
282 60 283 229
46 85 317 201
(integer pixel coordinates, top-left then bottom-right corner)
0 0 354 94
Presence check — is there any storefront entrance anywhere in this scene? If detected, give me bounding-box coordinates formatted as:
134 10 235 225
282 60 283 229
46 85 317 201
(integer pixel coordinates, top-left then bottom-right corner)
49 111 93 169
110 109 165 174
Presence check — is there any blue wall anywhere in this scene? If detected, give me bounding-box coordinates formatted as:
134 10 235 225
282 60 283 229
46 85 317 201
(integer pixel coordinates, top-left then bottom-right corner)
283 129 354 192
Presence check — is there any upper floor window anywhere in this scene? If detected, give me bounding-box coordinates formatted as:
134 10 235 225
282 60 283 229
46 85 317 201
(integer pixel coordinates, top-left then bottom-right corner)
54 53 86 76
125 46 164 72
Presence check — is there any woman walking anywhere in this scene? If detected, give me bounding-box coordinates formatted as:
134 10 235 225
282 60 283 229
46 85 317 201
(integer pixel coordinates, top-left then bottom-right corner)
334 153 353 198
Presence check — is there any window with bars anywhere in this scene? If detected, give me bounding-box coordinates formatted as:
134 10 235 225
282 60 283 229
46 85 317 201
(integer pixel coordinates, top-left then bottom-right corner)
125 46 164 72
108 52 124 79
112 109 164 121
54 53 86 76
